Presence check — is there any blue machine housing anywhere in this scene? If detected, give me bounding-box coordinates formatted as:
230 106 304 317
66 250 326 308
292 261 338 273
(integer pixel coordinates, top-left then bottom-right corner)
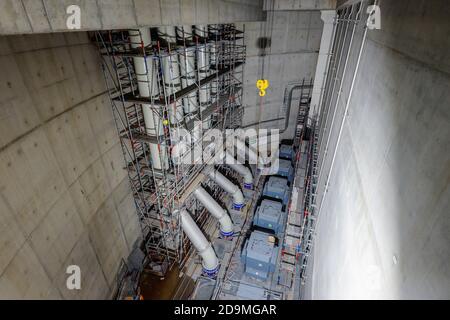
241 230 279 280
253 199 284 234
262 176 290 206
276 159 294 183
279 144 294 161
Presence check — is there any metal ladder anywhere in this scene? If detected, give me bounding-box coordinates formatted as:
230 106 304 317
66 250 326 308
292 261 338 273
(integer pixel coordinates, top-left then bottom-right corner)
293 78 313 148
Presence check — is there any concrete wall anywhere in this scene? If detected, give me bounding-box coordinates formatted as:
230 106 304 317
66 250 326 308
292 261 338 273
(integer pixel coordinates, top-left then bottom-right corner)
0 32 141 299
239 10 323 140
263 0 336 11
311 0 450 299
0 0 264 35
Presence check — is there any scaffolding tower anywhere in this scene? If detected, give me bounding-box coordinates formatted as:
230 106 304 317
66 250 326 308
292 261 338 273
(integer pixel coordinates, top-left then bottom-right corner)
94 24 246 273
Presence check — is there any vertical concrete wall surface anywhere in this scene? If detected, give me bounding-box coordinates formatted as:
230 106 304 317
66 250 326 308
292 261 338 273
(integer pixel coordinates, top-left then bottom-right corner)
311 0 450 299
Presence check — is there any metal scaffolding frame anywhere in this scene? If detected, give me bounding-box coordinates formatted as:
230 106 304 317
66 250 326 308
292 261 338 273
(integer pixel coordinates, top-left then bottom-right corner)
296 0 374 297
94 24 246 273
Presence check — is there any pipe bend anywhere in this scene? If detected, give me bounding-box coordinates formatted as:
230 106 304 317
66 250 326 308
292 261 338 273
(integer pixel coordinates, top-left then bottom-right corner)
180 209 219 275
193 187 234 237
206 169 245 210
234 138 266 169
225 152 253 189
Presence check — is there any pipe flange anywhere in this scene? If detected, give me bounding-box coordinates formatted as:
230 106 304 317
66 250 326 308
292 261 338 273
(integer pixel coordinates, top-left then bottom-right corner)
232 203 245 210
219 229 234 238
202 264 219 278
243 183 253 190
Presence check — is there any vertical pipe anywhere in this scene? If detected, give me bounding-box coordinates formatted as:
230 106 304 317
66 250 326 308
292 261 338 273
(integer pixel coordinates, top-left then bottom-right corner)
178 26 198 120
129 28 169 170
159 26 184 125
209 24 222 110
195 25 212 129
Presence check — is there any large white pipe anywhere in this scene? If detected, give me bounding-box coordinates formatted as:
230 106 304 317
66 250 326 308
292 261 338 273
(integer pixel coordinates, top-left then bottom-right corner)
195 25 212 129
178 30 198 118
224 152 253 189
234 137 266 169
180 209 219 276
206 169 244 210
176 25 193 42
207 139 254 190
193 186 234 237
129 28 168 170
210 42 219 104
159 26 176 44
159 27 184 125
209 24 220 104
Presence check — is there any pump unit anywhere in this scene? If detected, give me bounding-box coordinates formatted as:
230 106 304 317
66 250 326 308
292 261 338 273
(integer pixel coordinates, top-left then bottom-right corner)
277 158 294 183
262 176 290 206
241 230 279 280
253 199 284 234
279 144 295 161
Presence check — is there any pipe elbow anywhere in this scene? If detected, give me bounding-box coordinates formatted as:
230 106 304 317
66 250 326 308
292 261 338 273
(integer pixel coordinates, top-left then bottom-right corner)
180 209 219 276
198 243 219 275
225 152 254 189
230 187 245 210
193 187 234 237
206 169 245 210
238 166 253 189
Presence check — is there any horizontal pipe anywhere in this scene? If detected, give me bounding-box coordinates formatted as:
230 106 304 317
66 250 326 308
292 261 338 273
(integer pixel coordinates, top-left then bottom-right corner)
193 186 234 237
206 168 245 210
180 209 219 276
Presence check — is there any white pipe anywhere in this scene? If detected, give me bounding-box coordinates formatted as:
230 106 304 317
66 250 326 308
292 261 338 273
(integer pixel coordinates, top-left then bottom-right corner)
234 137 266 169
129 28 168 170
179 43 197 117
195 25 212 129
176 25 193 41
159 26 176 43
158 26 184 125
193 187 234 236
206 169 245 210
224 152 254 189
194 24 208 38
180 209 219 276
